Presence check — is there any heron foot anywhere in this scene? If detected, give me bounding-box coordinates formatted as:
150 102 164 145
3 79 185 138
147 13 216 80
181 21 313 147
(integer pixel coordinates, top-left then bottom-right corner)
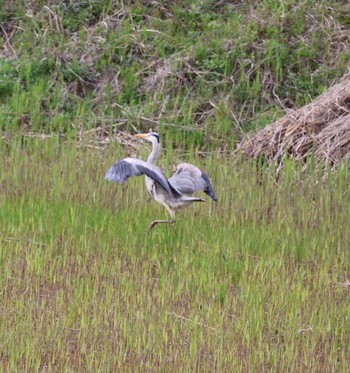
146 220 175 232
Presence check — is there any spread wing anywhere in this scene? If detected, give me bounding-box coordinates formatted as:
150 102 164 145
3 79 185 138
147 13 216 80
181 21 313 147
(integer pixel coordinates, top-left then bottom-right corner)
168 163 218 201
105 158 175 194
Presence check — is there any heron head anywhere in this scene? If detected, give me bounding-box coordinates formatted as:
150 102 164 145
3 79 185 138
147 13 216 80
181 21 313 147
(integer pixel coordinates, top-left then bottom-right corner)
135 132 160 144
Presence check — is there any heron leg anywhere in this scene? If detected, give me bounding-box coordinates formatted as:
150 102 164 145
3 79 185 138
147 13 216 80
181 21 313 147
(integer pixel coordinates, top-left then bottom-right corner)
146 219 175 232
146 205 176 232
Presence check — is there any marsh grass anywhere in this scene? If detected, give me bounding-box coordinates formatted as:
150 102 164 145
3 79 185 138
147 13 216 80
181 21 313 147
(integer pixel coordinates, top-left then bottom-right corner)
1 1 350 147
0 137 349 371
1 1 350 370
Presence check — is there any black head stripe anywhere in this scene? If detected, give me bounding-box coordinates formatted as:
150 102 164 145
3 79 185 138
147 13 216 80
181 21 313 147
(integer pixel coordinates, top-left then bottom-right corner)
151 133 159 142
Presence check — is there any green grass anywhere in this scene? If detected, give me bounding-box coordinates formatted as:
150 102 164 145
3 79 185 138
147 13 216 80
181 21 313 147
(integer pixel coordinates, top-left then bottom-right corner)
1 1 350 146
1 1 350 370
0 137 349 371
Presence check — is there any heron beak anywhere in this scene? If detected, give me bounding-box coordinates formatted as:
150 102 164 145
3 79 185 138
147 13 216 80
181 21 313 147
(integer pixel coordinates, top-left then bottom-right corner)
135 133 149 139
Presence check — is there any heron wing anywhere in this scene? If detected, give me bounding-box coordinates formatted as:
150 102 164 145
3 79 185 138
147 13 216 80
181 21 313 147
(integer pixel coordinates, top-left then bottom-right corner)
105 158 174 194
168 163 218 201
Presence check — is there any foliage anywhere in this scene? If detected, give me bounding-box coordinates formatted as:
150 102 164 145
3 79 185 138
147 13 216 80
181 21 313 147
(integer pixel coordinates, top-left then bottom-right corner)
0 137 350 370
0 1 349 147
0 137 350 371
1 2 350 368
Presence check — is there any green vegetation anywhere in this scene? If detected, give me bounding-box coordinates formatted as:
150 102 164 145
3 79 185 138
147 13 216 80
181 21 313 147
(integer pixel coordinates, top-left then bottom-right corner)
1 138 350 370
1 1 350 146
1 1 350 371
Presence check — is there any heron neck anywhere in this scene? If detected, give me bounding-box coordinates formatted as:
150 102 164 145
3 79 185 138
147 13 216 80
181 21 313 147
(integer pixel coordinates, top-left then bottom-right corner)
147 141 160 164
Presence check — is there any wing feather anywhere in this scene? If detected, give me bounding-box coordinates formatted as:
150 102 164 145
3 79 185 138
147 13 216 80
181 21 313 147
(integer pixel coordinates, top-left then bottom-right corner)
168 163 217 201
105 158 176 194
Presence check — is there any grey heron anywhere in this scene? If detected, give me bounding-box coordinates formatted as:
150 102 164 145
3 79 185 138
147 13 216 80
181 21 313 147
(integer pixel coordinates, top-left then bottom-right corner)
105 132 217 231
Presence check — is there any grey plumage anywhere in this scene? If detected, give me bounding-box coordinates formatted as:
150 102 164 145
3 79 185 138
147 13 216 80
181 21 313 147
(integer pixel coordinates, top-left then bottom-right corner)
105 132 217 230
169 163 218 201
105 158 177 195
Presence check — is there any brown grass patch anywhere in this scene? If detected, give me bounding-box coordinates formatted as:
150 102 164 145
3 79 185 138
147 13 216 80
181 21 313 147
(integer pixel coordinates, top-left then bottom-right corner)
238 73 350 170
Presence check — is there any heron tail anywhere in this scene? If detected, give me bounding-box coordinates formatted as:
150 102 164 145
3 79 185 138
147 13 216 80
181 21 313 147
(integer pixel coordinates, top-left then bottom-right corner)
182 196 206 203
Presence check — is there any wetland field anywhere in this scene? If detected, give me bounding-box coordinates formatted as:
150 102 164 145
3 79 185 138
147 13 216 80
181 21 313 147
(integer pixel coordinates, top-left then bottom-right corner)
0 137 349 371
2 1 350 370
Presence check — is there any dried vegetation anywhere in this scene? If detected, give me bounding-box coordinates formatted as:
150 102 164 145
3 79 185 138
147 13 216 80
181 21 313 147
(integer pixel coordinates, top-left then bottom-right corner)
239 74 350 169
1 1 350 152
